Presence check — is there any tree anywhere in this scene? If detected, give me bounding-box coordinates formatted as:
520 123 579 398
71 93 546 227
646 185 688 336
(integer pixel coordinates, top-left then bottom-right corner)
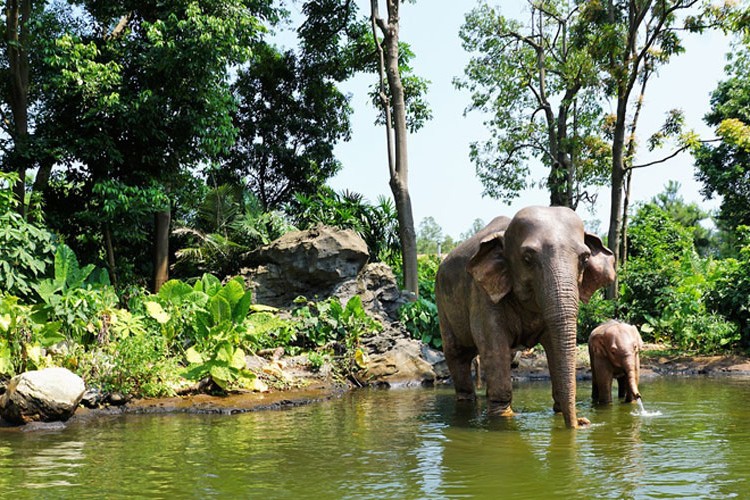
218 0 377 212
370 0 422 296
460 218 486 241
694 39 750 250
39 1 269 290
456 1 610 208
577 0 701 272
651 181 714 256
416 216 443 255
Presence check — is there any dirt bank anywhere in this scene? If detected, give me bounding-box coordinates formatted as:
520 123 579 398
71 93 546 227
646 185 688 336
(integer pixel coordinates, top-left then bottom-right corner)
511 344 750 381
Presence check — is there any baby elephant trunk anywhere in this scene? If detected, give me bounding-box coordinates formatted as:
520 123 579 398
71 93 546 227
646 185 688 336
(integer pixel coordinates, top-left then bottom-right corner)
624 357 641 402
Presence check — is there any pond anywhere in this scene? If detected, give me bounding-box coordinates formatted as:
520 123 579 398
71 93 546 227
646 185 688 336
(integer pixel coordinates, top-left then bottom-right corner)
2 377 749 498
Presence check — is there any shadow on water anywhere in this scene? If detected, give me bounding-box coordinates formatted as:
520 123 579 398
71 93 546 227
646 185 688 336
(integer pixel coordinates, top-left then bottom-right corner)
1 378 749 498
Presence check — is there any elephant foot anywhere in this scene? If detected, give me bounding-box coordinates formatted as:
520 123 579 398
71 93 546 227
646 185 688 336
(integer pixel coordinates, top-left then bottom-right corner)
487 403 513 417
577 416 591 427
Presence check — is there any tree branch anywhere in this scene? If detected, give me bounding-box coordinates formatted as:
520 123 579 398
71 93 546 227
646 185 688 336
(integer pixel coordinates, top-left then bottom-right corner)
629 138 721 170
105 12 133 41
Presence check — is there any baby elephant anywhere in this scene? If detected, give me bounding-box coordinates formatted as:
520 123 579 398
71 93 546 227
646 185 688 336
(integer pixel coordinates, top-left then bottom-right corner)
588 320 644 404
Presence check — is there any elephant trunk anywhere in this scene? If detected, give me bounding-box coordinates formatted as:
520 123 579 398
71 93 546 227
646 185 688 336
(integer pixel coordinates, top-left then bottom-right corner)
543 272 581 428
626 359 641 402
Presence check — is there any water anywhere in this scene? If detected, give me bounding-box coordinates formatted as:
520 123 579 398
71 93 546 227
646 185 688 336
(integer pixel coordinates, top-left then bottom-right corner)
631 397 663 417
1 377 749 499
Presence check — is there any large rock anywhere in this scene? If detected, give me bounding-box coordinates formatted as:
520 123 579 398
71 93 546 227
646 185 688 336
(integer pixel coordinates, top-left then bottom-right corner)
0 367 85 425
239 226 445 387
355 337 437 387
241 226 370 307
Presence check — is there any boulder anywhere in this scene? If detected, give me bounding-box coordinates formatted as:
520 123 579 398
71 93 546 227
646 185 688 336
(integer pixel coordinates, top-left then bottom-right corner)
355 337 437 387
238 226 446 387
241 226 369 307
0 367 85 425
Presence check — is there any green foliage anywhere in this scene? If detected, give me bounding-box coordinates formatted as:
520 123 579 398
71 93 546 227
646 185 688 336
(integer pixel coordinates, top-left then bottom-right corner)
0 294 64 376
455 1 609 207
222 42 352 210
291 295 382 350
705 227 750 348
32 243 118 344
694 44 750 243
77 332 181 398
173 184 293 278
0 173 57 298
398 255 442 349
290 189 400 263
618 201 740 353
400 297 441 349
183 342 257 392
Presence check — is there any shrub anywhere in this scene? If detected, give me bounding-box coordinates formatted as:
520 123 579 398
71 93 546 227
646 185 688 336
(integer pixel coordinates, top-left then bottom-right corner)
0 173 56 299
618 203 741 352
577 290 616 344
399 255 442 349
705 227 750 348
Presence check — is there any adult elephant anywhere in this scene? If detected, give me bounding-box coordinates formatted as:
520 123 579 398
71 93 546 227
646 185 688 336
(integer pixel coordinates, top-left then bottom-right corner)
435 206 616 428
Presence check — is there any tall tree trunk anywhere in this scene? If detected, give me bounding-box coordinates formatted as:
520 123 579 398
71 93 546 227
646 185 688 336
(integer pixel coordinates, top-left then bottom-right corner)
104 223 119 290
153 209 170 293
5 0 31 216
606 96 628 298
371 0 418 296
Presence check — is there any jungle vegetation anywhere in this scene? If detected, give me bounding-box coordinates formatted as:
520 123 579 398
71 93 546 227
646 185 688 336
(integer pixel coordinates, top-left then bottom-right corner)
1 1 750 399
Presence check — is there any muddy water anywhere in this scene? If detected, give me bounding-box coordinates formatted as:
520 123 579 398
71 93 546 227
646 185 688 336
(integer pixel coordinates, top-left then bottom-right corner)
1 377 749 498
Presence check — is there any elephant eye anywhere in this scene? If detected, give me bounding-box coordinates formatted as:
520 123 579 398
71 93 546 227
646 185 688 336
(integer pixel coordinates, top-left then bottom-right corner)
521 249 536 266
579 251 591 269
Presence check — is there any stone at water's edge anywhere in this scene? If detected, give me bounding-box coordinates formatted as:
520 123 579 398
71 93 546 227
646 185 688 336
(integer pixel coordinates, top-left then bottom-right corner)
355 337 438 387
0 367 85 425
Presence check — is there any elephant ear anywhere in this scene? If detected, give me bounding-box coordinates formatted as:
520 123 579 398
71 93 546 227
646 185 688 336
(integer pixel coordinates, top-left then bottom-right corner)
466 231 511 303
580 233 616 303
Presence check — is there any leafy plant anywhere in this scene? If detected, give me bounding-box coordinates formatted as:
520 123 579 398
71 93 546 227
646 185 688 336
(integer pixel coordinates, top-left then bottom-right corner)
398 255 442 349
77 331 181 398
183 341 259 391
400 297 441 349
291 295 382 350
0 173 57 299
32 243 118 344
0 294 64 376
705 227 750 348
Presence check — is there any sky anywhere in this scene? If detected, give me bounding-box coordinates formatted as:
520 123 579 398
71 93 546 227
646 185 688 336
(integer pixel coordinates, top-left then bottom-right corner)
280 1 734 239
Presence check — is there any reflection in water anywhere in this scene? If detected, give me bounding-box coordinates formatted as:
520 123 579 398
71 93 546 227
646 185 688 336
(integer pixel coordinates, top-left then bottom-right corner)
0 378 749 498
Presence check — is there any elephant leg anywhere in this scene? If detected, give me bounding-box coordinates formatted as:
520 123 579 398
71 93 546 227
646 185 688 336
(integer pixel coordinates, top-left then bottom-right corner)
591 356 613 404
443 343 477 401
589 345 599 403
480 345 513 415
616 374 627 399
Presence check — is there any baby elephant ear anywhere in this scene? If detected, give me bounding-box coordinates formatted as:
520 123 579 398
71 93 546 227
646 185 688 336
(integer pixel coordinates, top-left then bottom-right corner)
466 231 511 303
580 233 616 303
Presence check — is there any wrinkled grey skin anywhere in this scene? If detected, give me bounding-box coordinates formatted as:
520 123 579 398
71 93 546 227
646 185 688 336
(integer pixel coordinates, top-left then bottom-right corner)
588 320 644 404
435 206 616 428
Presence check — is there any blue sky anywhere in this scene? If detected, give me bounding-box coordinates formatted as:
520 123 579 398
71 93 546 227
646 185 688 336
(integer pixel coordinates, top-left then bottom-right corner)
280 1 732 239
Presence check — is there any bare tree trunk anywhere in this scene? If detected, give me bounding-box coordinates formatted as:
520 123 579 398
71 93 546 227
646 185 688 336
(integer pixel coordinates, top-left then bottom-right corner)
606 96 628 299
5 0 31 216
371 0 418 296
104 223 119 290
153 209 170 293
